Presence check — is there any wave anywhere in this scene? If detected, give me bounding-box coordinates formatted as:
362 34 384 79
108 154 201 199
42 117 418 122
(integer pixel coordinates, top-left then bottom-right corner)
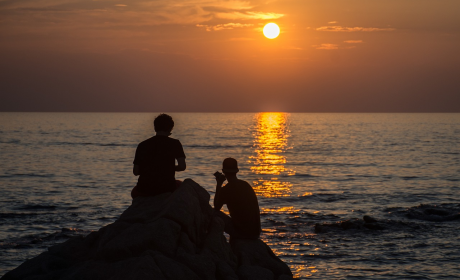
47 142 134 147
385 204 460 223
185 144 252 149
404 204 460 222
291 193 350 203
446 178 459 182
0 173 55 178
291 173 320 178
431 152 459 155
314 216 427 234
0 139 20 144
266 218 286 226
15 204 57 211
294 161 378 167
0 228 89 250
296 204 460 236
401 176 421 180
1 140 134 147
0 212 40 219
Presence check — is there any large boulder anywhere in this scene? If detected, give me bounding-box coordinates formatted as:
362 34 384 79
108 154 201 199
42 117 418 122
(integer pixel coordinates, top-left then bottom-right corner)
231 239 292 278
2 179 293 280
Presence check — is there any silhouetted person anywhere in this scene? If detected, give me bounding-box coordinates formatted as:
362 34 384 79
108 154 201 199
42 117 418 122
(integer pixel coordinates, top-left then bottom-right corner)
131 114 186 198
214 158 261 240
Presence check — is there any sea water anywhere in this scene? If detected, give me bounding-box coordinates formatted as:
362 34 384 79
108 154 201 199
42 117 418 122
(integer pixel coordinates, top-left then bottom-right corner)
0 113 459 279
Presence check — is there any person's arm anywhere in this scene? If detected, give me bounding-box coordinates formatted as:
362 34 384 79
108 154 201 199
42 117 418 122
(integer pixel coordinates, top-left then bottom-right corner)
133 144 141 176
214 174 226 211
175 157 186 171
174 140 186 171
133 164 140 176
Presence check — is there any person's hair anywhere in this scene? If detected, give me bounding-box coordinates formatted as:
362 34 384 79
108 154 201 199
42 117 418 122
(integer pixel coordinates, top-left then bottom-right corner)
154 114 174 132
222 157 239 174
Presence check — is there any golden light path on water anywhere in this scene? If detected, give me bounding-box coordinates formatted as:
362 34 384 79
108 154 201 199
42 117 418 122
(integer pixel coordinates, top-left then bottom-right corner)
250 112 295 198
251 113 317 278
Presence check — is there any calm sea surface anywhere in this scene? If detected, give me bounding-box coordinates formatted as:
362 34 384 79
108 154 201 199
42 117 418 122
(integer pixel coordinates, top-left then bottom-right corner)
0 113 459 279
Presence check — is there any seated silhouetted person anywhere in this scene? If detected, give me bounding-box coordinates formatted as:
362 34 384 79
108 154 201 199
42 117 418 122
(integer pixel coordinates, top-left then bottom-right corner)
214 158 261 240
131 114 186 198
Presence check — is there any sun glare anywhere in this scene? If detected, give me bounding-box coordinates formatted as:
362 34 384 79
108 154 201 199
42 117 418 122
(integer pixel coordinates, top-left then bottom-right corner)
263 23 280 39
250 113 294 197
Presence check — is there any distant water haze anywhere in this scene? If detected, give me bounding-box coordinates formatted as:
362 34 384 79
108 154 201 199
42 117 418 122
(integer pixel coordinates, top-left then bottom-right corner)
0 113 459 278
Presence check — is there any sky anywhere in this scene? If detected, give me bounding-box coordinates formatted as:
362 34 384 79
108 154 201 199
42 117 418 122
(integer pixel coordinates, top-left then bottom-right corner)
1 0 459 112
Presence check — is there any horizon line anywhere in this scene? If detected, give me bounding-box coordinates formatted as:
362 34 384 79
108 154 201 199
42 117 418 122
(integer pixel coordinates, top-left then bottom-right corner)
1 111 459 114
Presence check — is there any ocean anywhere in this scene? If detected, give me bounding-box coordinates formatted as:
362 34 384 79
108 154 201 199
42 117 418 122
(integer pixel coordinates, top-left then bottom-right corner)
0 113 459 279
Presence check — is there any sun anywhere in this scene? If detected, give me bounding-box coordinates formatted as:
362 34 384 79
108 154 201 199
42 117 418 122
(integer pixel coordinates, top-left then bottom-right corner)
263 23 280 39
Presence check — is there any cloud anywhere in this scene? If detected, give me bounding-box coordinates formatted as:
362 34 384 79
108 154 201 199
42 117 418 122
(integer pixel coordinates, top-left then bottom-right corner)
215 11 284 20
0 0 282 28
0 0 284 54
328 21 337 24
197 22 254 31
344 40 363 43
316 26 395 32
314 44 339 50
199 0 254 10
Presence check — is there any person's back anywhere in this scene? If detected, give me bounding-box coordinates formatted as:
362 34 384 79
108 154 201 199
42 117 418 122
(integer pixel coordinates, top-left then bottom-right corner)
214 158 261 239
132 114 186 198
219 178 261 239
134 135 184 195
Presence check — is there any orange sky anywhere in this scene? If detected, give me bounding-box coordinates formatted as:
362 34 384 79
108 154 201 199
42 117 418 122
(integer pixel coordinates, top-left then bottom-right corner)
1 0 459 112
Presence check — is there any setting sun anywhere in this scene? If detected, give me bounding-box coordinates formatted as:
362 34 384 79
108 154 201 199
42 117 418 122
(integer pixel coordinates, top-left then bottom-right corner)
263 23 280 39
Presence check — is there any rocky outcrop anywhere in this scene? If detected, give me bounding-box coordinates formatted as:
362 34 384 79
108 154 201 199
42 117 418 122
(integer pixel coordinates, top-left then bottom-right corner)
2 179 293 280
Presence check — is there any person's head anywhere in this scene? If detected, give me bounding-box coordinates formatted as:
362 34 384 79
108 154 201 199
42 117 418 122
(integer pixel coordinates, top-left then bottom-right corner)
154 114 174 133
222 157 239 177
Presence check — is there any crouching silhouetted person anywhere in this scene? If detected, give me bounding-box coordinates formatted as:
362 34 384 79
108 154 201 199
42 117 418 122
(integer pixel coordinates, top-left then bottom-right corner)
214 158 261 240
131 114 186 198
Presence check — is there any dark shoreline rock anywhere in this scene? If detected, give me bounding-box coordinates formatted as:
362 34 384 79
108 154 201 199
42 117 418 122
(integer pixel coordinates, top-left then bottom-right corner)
2 179 293 280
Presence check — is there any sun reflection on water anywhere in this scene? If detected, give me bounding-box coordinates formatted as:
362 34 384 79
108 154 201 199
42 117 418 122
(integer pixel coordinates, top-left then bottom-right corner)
250 112 295 197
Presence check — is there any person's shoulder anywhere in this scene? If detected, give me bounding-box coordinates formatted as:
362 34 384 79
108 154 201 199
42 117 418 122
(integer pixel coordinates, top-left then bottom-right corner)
166 137 183 147
137 137 155 146
239 179 256 192
167 137 181 143
237 179 252 187
225 179 252 191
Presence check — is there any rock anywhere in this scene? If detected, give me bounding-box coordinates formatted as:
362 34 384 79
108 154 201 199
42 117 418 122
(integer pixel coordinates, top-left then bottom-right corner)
201 215 238 269
178 232 196 254
216 261 239 280
277 275 295 280
363 215 377 223
97 218 182 260
363 223 384 230
362 216 384 230
107 255 167 280
57 260 115 280
230 239 293 278
118 192 171 223
151 253 201 280
47 235 93 262
1 253 71 280
176 248 216 280
2 179 292 280
237 265 274 280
